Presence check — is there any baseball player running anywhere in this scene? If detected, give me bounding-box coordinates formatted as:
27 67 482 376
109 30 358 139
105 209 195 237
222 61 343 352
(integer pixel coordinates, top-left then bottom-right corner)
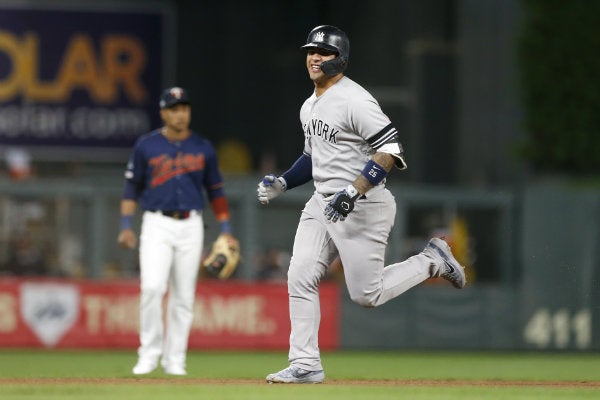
118 87 235 375
257 25 466 384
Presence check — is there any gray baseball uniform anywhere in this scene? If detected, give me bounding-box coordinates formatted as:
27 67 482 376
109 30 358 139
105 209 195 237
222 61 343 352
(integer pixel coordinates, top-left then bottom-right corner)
260 25 465 384
286 76 435 371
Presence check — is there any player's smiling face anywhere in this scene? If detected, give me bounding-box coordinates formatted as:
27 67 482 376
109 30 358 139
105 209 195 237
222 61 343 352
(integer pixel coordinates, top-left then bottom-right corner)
306 48 337 82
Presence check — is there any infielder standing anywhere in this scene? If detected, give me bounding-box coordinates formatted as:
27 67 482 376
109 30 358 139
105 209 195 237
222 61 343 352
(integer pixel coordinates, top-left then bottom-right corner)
258 25 466 384
118 87 234 375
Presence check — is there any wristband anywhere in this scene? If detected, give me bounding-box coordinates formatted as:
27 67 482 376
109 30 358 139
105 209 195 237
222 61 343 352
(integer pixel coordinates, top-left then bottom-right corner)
346 184 359 199
361 159 387 186
276 176 287 191
220 220 232 234
120 215 133 230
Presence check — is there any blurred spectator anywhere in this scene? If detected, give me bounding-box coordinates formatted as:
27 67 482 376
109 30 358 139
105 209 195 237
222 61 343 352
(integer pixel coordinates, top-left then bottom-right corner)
0 199 52 276
4 147 33 181
5 232 47 275
255 247 289 282
57 234 85 278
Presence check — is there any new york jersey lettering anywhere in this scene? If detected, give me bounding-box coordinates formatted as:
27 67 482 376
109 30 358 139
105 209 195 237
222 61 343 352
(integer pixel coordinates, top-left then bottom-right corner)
304 118 339 144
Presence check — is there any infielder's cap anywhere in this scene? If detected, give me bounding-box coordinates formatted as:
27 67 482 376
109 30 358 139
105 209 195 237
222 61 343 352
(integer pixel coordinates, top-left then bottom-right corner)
159 87 191 109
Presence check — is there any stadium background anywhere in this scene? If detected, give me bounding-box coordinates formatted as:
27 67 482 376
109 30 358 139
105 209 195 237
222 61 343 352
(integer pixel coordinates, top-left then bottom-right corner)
0 0 598 352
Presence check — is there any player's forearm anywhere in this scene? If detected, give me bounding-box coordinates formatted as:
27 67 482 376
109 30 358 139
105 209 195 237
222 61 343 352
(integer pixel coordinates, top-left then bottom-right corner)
280 153 312 190
121 199 137 216
209 196 232 233
120 199 138 231
352 152 395 195
372 151 395 172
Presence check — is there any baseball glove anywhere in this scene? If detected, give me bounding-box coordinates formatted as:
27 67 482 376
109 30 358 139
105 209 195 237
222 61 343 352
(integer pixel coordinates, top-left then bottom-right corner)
202 234 240 279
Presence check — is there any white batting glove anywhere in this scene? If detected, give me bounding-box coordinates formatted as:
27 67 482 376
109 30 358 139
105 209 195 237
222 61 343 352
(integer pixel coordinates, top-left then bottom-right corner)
257 174 287 205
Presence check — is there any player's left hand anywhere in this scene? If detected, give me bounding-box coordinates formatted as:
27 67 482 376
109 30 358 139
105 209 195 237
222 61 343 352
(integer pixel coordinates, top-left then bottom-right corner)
324 185 360 222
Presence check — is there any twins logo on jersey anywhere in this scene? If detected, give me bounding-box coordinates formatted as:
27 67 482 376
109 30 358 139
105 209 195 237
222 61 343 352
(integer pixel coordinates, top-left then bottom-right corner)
303 118 339 144
149 152 205 187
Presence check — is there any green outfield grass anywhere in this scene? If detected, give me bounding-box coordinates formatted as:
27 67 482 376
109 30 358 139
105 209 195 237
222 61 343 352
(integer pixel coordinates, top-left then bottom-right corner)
1 349 599 399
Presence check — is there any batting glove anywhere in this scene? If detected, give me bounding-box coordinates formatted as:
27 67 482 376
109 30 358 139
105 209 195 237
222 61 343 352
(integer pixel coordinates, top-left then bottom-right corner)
257 174 287 205
324 185 360 222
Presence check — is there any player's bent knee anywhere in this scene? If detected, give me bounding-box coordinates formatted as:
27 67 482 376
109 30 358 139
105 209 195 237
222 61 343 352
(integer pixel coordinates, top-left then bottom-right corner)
351 296 376 308
349 292 379 308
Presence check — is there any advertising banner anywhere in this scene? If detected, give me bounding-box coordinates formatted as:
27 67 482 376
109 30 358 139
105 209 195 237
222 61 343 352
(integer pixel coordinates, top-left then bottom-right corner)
0 278 341 349
0 3 171 149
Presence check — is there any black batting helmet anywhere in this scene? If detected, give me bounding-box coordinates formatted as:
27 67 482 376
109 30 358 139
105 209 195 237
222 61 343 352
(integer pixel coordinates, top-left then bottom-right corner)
301 25 350 76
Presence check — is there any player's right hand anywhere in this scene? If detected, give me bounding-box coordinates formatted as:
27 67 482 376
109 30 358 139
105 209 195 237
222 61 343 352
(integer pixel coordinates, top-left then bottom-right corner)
257 174 287 204
118 229 137 249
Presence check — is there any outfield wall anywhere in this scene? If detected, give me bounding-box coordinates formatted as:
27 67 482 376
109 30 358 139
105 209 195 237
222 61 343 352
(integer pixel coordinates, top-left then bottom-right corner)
0 277 340 350
0 178 598 351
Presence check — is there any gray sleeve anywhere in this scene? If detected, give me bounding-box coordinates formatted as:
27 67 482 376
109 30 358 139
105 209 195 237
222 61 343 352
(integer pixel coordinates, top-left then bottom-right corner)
348 96 392 142
349 97 407 169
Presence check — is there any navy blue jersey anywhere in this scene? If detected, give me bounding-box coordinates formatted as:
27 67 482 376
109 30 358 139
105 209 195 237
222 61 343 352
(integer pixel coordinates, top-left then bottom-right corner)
123 129 225 211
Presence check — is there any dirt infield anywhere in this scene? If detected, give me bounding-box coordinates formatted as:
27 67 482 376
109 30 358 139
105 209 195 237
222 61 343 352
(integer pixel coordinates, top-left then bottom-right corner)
2 378 599 388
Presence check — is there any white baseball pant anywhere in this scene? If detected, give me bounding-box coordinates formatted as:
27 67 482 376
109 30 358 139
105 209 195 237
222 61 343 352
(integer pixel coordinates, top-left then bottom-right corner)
137 210 203 370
